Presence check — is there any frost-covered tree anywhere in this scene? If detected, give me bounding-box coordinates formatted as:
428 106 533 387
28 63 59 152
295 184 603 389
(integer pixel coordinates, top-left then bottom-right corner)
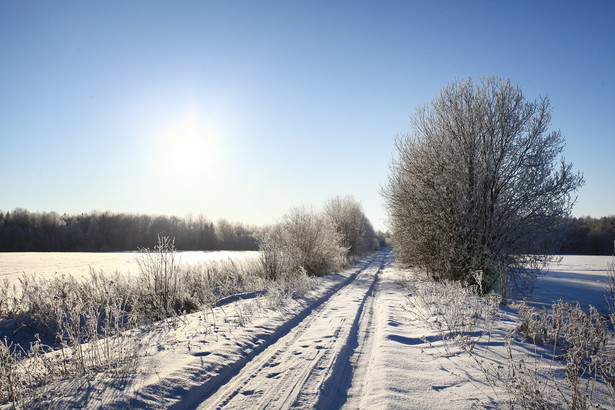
324 195 376 255
259 206 348 278
382 76 584 297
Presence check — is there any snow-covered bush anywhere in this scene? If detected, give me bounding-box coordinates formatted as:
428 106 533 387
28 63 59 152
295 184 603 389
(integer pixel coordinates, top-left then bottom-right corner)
258 206 348 277
135 235 268 316
0 269 140 341
407 272 499 353
515 300 614 408
517 300 609 354
258 224 294 281
261 268 316 309
382 76 584 297
0 279 11 318
607 257 615 307
323 195 376 256
0 274 141 407
0 338 19 407
179 257 266 306
136 235 181 319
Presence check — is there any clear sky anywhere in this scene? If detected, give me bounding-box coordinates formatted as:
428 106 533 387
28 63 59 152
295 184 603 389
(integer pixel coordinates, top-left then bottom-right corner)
1 1 613 232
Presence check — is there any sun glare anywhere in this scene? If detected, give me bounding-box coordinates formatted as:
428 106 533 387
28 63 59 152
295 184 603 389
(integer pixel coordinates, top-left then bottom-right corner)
158 117 218 181
170 132 208 175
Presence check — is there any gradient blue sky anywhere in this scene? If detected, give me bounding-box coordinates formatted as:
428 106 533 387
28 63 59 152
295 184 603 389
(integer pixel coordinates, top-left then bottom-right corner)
1 1 613 232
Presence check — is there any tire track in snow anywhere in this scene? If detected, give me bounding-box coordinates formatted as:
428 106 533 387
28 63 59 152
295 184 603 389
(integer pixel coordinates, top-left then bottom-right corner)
191 252 389 409
341 252 396 409
320 252 395 409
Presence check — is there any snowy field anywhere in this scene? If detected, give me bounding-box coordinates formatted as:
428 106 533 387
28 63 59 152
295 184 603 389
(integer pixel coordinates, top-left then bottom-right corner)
0 250 259 283
4 253 614 409
529 255 613 315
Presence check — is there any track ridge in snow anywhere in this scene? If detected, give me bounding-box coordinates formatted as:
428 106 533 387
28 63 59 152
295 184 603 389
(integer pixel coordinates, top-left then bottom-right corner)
168 253 383 410
191 252 388 409
314 252 393 409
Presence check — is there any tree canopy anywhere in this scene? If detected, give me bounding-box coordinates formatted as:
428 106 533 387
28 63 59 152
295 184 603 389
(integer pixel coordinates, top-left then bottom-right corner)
383 76 584 296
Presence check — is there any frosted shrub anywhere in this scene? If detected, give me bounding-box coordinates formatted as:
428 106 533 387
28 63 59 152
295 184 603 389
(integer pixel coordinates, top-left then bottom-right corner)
607 257 615 307
135 236 268 316
0 279 12 318
496 300 615 408
382 76 584 301
496 336 554 409
407 272 499 353
0 269 142 407
517 300 609 359
0 292 140 407
593 338 615 404
323 195 377 256
264 268 316 308
12 274 63 336
258 207 348 278
258 225 293 281
137 235 180 319
1 270 140 340
517 300 562 346
0 337 19 407
179 258 266 307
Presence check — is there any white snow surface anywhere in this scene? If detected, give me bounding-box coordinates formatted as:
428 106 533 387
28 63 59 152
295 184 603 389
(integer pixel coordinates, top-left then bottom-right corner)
0 251 259 283
526 255 613 314
16 253 615 409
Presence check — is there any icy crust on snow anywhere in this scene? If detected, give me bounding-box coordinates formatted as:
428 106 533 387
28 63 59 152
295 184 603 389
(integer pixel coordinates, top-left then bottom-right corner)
27 260 368 409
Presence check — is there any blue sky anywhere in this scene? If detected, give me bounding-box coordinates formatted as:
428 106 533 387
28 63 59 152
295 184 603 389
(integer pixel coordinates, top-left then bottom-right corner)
1 1 613 232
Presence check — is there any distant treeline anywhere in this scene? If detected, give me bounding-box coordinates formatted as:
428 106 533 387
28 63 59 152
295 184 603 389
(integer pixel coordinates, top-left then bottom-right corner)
2 208 609 255
561 216 615 255
0 209 258 251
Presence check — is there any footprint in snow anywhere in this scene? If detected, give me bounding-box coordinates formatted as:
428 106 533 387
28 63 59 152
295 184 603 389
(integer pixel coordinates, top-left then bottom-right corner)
193 351 211 357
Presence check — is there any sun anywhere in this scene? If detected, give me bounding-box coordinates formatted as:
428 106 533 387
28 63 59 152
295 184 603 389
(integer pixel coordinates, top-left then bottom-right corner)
169 131 209 176
158 117 218 180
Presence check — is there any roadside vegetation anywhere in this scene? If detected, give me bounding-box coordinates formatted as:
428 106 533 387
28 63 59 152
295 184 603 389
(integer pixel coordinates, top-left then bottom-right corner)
2 208 610 255
0 196 378 407
387 76 613 407
406 258 615 408
383 75 584 299
259 196 377 280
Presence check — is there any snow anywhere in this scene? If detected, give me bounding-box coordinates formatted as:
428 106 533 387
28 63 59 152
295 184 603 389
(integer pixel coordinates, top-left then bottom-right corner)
8 253 615 409
0 251 259 283
343 266 488 409
526 255 613 314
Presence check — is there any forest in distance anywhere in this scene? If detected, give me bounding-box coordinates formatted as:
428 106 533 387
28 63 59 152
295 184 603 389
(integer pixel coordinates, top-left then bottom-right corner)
0 207 612 255
0 207 390 253
0 208 258 252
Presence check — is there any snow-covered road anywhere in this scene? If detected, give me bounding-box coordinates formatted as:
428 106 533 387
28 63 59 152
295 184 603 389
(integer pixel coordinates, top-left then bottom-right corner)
194 252 391 409
28 253 614 408
190 250 494 409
